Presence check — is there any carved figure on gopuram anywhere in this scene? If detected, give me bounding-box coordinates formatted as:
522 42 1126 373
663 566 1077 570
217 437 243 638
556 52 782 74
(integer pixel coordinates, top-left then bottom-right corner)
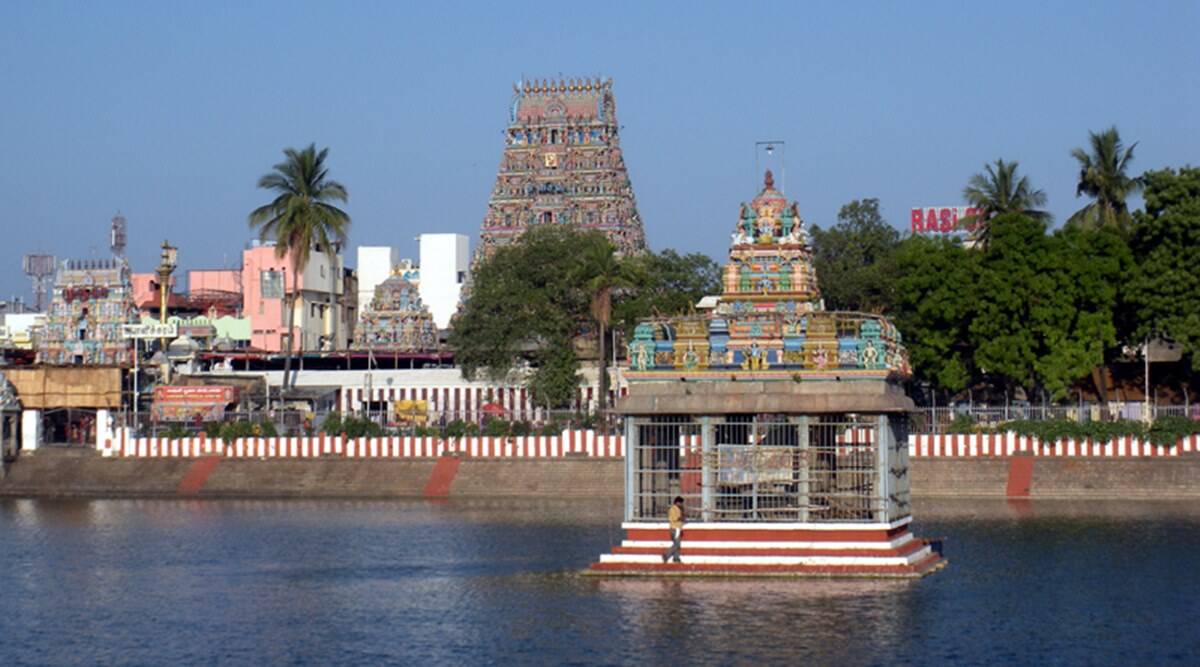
476 78 647 261
352 274 438 353
627 169 910 380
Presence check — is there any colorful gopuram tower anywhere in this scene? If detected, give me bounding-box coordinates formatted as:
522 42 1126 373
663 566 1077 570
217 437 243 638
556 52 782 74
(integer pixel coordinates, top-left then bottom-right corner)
37 258 138 366
476 78 646 259
352 274 438 353
588 171 942 578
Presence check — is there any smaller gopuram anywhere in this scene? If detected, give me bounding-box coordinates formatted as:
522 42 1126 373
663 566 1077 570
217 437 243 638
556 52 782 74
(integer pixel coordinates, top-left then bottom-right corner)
589 171 942 578
352 274 439 353
37 258 138 366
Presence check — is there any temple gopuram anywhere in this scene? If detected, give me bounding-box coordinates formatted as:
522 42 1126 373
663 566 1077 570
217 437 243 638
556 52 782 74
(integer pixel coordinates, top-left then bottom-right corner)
589 171 943 578
626 170 908 379
477 77 646 259
352 274 438 353
37 258 138 366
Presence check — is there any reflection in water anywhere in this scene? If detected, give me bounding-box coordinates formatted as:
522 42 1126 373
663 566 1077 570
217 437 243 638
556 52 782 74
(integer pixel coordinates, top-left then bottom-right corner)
0 497 1197 665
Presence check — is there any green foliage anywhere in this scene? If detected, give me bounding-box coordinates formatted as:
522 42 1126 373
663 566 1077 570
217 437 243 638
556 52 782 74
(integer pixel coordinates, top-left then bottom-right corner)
999 419 1142 443
946 413 977 434
248 143 350 388
893 235 978 393
1146 416 1200 447
1068 127 1142 233
959 159 1050 247
213 420 278 440
960 417 1199 447
318 412 381 438
451 226 607 408
444 419 480 439
809 198 900 312
320 412 343 435
1033 225 1131 399
452 226 721 409
482 418 511 437
1127 167 1200 370
613 249 720 331
894 212 1135 400
160 424 192 439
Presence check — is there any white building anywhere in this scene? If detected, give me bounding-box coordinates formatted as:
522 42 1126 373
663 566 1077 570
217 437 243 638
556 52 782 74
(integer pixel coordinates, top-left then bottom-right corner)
355 246 399 313
417 233 469 329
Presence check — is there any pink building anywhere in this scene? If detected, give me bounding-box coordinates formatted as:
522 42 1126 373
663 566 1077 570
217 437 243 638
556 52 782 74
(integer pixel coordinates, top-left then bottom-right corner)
129 242 354 353
210 243 352 353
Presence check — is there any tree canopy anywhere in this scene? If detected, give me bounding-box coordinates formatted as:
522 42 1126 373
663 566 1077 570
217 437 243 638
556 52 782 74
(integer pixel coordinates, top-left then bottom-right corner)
809 198 900 312
1127 167 1200 369
248 143 349 388
958 159 1050 247
451 226 720 409
1069 126 1142 233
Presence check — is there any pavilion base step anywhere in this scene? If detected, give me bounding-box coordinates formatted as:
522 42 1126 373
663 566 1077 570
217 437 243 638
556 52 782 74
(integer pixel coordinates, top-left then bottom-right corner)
586 553 945 579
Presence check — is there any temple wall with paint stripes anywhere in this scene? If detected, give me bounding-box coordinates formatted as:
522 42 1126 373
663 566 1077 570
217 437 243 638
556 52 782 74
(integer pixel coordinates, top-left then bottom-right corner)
96 428 1200 460
906 433 1200 458
102 429 625 459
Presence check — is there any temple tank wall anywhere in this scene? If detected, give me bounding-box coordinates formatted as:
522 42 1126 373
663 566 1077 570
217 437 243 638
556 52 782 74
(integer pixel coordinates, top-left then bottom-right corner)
2 450 1199 499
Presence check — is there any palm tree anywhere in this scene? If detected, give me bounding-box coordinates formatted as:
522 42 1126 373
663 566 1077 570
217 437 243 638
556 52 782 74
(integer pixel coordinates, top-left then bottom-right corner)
1068 126 1142 232
573 239 641 430
958 159 1050 247
249 144 350 390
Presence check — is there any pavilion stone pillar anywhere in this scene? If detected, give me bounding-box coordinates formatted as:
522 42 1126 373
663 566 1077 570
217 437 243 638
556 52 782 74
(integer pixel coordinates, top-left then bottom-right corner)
793 415 810 522
876 414 891 523
21 409 41 451
623 415 637 522
701 416 714 522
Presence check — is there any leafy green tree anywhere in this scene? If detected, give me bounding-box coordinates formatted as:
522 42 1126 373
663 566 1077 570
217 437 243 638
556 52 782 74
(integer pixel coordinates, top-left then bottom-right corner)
958 159 1050 248
809 198 901 312
1068 126 1143 233
248 144 350 389
451 226 610 409
1127 167 1200 369
893 235 979 394
968 214 1056 397
571 239 642 418
1035 226 1132 400
613 249 721 331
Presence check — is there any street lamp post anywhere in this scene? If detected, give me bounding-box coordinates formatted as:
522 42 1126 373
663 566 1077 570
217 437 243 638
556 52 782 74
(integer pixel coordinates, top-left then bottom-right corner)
156 240 178 378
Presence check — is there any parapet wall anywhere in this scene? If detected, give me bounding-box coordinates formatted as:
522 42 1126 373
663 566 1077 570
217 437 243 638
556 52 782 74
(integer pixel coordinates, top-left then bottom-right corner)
3 449 1199 500
94 430 1200 460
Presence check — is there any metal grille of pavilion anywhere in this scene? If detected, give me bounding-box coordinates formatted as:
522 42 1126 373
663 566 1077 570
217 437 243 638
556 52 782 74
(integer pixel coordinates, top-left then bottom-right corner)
626 414 910 524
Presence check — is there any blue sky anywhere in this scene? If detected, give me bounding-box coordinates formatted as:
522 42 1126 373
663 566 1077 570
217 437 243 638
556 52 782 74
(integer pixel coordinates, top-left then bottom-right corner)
1 1 1196 301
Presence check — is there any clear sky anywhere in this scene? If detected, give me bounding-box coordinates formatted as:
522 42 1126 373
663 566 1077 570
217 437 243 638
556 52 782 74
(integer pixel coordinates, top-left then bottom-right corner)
1 1 1196 302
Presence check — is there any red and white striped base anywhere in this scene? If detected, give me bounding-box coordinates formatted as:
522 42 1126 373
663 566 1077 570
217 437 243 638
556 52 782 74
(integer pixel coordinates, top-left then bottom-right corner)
588 517 944 578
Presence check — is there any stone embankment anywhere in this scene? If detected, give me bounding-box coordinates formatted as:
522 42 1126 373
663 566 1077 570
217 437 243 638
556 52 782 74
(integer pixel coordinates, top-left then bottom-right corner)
2 448 1200 499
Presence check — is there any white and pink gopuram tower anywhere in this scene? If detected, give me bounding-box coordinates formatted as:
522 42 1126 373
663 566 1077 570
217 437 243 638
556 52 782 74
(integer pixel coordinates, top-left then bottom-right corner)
588 172 944 578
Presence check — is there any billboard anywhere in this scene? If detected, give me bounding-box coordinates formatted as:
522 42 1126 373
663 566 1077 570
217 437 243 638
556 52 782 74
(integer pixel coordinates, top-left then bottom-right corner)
152 385 239 422
910 206 984 234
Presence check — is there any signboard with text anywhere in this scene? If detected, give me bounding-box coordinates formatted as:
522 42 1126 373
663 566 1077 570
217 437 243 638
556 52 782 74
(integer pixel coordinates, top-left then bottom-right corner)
122 323 178 339
910 206 984 234
152 385 238 422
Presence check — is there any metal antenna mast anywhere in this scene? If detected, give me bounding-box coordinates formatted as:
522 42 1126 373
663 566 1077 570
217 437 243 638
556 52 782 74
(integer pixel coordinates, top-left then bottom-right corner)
22 254 56 311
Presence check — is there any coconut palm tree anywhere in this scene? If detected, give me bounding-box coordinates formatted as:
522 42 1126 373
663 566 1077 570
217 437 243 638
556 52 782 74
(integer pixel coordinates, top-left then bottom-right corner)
1068 126 1142 233
249 144 350 390
958 159 1050 248
572 238 641 429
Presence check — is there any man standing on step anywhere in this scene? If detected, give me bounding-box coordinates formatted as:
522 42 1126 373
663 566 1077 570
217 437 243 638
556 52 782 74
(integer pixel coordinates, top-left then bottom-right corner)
662 496 685 564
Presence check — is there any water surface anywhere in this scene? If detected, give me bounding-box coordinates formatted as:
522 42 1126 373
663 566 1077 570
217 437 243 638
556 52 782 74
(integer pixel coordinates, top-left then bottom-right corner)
1 497 1197 665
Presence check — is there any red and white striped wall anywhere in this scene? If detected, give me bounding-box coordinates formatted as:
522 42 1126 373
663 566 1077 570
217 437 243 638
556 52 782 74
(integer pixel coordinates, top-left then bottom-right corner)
908 433 1200 458
100 430 625 459
589 516 944 578
340 384 629 421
